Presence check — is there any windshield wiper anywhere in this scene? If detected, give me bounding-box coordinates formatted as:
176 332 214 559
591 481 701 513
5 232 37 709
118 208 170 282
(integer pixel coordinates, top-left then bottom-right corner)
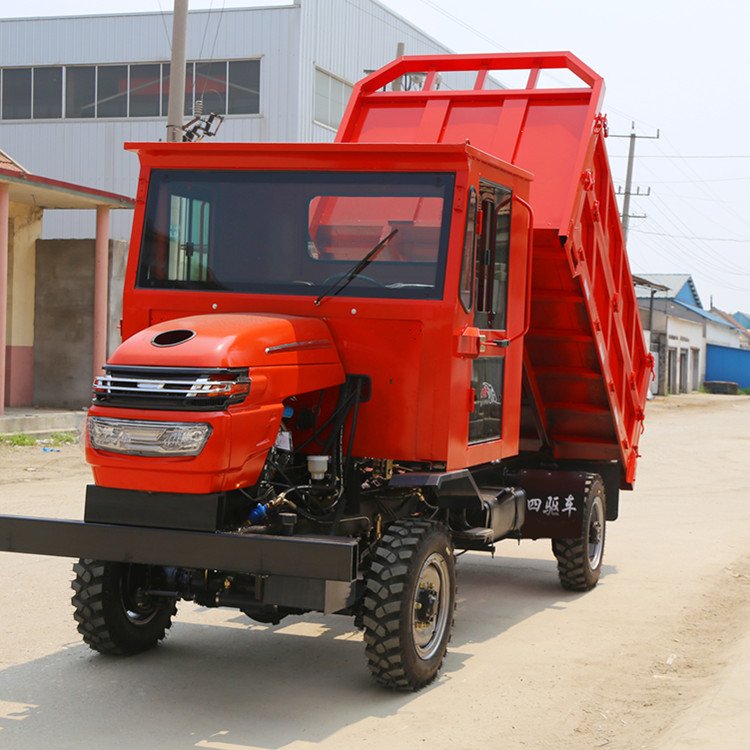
314 228 399 306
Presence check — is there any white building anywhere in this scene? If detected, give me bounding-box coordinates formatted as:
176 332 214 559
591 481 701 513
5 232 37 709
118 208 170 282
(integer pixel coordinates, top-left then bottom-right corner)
0 1 453 239
636 273 741 394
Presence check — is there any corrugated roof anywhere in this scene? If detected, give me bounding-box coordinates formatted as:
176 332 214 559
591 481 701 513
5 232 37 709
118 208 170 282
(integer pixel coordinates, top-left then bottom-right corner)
0 149 28 174
672 299 734 327
635 273 702 308
0 168 133 210
711 308 750 340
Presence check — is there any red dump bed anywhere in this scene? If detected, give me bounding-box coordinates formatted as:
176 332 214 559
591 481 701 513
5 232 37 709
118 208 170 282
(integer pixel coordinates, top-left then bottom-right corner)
338 52 651 486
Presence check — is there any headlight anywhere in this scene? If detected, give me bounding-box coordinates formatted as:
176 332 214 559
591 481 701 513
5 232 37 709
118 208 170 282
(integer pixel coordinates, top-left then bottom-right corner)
88 417 212 457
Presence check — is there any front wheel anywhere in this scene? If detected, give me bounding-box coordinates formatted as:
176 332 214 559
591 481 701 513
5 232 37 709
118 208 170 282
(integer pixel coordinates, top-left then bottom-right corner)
362 520 456 691
71 559 177 655
552 474 606 591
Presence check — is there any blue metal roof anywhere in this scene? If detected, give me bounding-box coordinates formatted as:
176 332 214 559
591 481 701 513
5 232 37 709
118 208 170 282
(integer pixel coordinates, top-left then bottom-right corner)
671 299 735 327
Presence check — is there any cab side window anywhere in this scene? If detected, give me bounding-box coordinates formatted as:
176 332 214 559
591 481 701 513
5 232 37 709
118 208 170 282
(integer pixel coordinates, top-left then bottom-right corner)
474 181 511 330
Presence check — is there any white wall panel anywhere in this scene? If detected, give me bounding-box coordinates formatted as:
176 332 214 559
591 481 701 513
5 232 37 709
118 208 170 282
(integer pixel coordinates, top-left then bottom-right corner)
297 0 453 142
0 2 458 238
0 7 300 65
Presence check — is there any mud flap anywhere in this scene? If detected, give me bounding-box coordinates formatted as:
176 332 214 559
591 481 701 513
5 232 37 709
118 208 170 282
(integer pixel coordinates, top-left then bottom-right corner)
515 469 594 539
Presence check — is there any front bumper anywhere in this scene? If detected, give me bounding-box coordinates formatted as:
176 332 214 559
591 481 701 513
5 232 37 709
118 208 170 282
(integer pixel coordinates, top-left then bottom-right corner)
0 515 358 583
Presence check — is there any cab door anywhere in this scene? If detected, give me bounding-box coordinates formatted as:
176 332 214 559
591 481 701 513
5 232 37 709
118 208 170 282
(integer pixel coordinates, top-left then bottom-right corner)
468 180 512 446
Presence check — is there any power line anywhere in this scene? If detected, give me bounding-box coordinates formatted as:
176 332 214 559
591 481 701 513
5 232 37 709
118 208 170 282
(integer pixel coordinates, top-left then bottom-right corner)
639 210 750 280
632 237 750 294
655 135 750 231
648 189 750 241
639 194 750 273
197 0 215 61
155 0 173 51
646 176 750 184
610 154 750 159
631 230 750 246
413 0 509 51
631 227 750 292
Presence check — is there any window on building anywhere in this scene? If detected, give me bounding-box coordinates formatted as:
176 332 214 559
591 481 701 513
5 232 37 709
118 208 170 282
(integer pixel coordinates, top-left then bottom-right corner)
33 67 62 119
129 64 161 117
1 59 260 121
314 68 352 130
195 62 227 115
66 66 96 118
184 63 195 116
97 65 128 117
228 60 260 114
161 63 194 117
2 68 32 120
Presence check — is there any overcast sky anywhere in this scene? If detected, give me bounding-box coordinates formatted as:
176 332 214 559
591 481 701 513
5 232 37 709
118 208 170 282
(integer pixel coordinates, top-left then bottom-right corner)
2 0 748 312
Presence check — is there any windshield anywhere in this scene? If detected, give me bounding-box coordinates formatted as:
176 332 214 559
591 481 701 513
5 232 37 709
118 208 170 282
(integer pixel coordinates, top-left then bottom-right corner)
137 169 454 300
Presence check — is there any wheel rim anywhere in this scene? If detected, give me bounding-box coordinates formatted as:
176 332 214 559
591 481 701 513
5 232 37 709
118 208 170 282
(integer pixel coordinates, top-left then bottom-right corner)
120 567 161 626
412 552 450 661
588 495 605 570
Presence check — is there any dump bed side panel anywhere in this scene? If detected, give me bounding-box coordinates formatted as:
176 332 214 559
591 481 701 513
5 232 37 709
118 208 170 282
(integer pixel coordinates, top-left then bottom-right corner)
339 52 651 485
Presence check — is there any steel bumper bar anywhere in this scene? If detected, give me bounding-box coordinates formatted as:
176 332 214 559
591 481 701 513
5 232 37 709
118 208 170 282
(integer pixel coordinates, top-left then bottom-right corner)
0 515 358 582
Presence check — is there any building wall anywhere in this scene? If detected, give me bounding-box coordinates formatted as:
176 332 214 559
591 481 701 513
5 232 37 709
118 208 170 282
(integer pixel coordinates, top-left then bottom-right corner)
4 203 42 406
33 238 127 408
639 296 742 394
706 343 750 388
665 316 704 393
298 0 451 142
705 319 740 348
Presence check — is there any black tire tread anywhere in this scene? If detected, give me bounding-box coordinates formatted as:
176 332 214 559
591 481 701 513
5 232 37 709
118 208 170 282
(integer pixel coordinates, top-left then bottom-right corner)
362 519 456 691
71 558 176 655
552 474 605 592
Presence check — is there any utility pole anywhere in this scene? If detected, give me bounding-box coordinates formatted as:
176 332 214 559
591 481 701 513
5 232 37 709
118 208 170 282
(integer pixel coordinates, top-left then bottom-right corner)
166 0 189 142
610 122 659 242
392 42 405 91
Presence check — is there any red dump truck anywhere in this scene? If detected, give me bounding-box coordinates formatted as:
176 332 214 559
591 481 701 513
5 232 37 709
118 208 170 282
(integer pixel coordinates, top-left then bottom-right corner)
0 52 651 690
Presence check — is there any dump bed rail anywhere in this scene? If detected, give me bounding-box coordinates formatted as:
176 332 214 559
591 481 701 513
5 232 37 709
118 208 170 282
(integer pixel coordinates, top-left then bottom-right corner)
339 52 651 485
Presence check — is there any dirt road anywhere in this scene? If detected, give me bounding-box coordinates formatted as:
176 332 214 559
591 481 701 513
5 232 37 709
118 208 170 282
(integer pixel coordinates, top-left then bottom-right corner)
1 394 749 750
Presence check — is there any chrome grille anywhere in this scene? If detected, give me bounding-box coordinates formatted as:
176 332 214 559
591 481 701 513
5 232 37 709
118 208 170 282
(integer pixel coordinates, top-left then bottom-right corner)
93 366 249 411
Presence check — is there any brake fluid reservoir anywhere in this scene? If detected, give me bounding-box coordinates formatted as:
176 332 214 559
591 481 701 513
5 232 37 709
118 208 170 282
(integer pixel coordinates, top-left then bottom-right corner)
307 455 329 480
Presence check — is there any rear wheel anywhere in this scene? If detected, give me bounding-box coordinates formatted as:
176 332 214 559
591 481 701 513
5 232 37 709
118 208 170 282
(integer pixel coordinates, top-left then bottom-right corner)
362 519 456 691
552 475 606 591
71 559 176 655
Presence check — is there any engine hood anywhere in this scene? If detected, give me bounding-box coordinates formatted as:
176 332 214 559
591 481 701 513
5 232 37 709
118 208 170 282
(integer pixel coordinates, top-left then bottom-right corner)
109 313 341 369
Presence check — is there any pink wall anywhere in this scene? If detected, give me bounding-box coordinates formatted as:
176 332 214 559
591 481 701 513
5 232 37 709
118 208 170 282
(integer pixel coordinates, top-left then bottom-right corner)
5 345 33 406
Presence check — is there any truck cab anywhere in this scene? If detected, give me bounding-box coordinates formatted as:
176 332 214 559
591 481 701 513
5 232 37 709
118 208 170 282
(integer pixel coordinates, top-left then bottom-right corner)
88 142 532 494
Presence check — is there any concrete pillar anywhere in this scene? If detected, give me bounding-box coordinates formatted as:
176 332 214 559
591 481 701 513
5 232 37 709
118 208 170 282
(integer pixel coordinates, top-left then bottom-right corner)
0 183 9 415
93 206 110 381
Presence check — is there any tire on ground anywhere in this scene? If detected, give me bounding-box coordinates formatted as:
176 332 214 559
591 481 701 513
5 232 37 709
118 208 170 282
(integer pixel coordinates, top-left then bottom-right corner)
551 474 606 591
362 519 456 691
71 558 176 655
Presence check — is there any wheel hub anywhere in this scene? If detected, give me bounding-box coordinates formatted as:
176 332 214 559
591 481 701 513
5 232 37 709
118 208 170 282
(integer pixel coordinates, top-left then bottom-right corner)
411 552 451 660
589 520 602 546
415 586 438 625
121 568 160 624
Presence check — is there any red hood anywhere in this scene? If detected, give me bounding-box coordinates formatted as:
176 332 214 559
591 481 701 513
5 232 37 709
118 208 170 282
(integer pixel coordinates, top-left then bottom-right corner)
109 313 340 369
